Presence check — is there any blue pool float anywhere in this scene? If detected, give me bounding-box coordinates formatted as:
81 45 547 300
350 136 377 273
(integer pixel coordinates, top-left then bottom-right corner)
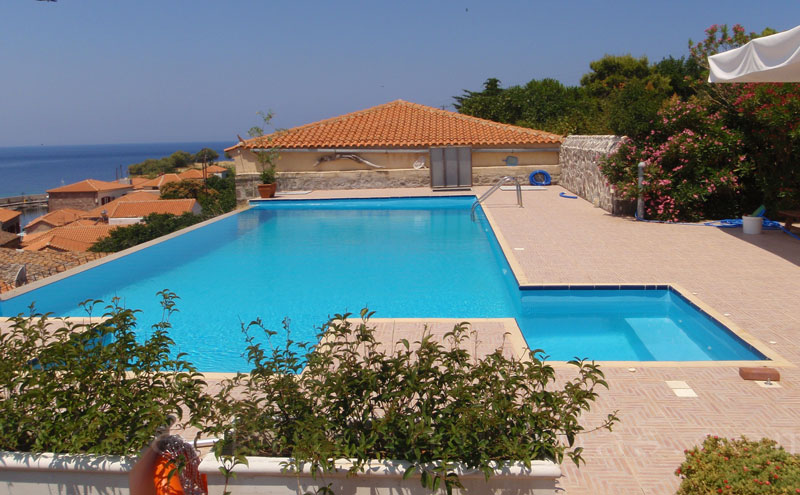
559 192 578 199
529 170 551 186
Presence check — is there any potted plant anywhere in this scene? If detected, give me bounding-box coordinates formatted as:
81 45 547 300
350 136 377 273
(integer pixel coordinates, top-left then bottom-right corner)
249 110 281 199
200 310 619 495
257 165 277 198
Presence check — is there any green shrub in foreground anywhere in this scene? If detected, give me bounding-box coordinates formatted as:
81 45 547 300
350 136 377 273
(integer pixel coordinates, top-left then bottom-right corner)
0 292 210 455
206 310 619 493
676 436 800 494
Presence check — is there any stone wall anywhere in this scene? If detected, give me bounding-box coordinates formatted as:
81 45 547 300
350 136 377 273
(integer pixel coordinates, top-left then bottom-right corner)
48 192 98 212
559 135 634 215
235 165 562 202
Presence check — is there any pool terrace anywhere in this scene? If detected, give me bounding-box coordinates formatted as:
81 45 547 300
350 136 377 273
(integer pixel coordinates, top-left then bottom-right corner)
252 185 800 495
1 184 797 494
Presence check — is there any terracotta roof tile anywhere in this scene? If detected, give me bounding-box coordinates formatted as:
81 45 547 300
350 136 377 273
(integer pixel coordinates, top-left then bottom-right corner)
205 165 229 173
0 248 107 292
135 174 182 189
24 208 85 230
22 225 117 252
0 208 21 223
106 199 198 218
82 191 161 218
178 169 205 180
130 177 150 186
227 100 562 151
47 179 133 194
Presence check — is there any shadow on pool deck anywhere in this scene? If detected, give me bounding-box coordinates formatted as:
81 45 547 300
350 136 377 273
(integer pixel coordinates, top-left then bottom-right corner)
718 227 800 268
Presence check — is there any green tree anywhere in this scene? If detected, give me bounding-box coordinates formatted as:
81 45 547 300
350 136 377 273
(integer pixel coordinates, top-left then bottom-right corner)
192 148 219 165
580 55 653 98
653 56 703 99
160 179 204 200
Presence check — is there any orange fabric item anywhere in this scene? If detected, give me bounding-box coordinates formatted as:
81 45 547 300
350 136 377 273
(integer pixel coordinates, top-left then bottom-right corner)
153 455 208 495
153 456 183 495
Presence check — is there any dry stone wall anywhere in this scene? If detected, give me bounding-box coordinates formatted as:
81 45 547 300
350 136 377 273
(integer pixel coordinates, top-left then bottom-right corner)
235 165 562 202
559 135 634 215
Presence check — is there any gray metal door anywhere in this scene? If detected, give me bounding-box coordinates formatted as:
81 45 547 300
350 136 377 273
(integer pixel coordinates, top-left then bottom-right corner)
429 147 471 188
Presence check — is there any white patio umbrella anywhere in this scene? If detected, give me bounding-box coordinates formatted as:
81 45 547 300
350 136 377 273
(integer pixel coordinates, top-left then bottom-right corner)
708 25 800 83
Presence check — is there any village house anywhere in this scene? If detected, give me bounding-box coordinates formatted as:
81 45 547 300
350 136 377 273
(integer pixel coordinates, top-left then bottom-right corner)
0 207 22 234
23 208 85 235
22 224 118 252
47 179 133 212
93 199 200 225
80 191 200 225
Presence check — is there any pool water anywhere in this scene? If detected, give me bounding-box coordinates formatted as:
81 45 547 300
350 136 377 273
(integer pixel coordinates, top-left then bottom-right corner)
0 196 764 370
517 288 763 361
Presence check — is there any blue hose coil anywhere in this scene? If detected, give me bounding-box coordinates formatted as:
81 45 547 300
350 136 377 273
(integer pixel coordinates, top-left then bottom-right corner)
529 170 551 186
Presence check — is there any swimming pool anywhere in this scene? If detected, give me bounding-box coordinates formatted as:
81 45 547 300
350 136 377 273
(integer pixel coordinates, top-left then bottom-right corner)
0 196 765 370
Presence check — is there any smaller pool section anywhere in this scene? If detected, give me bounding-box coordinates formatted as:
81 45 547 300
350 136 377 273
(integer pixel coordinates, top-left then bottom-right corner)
516 287 765 361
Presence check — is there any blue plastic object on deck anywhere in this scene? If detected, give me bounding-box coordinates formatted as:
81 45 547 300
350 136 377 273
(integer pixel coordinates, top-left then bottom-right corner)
559 192 578 199
529 170 551 186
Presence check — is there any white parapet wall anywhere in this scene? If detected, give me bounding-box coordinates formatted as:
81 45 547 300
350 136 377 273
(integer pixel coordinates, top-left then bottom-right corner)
199 455 562 495
0 451 134 495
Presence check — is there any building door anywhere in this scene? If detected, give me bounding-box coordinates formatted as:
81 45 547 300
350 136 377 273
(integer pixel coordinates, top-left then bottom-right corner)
429 147 472 189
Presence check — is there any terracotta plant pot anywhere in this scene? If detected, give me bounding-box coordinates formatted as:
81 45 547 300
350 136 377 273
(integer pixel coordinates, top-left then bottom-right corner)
257 183 277 198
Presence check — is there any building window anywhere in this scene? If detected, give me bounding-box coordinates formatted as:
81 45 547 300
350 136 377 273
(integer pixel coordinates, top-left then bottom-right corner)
101 196 112 205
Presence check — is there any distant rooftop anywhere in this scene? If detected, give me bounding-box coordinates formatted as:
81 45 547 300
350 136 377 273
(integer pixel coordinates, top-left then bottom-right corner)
24 208 85 230
22 224 117 252
105 199 198 218
0 247 107 293
47 179 132 194
134 174 182 189
0 208 21 223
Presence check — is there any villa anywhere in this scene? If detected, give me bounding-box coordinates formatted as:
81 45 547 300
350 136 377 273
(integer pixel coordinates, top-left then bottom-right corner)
226 99 562 198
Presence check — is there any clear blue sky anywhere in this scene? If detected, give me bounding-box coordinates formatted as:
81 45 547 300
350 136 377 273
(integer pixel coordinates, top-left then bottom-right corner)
1 1 798 147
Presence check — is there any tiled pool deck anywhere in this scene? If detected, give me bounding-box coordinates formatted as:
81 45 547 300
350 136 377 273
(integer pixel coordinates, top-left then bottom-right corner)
272 186 800 494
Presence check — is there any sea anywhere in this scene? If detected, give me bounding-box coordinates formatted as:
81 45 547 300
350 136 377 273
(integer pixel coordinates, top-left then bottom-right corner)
0 141 234 199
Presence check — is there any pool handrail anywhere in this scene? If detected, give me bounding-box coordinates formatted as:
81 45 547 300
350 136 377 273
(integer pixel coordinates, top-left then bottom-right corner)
471 176 523 221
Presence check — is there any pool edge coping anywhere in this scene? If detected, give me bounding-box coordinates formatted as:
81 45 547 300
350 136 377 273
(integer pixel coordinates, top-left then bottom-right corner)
0 206 250 302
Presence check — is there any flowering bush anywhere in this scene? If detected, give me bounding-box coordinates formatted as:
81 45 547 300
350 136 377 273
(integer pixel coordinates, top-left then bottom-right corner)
676 436 800 494
601 96 750 221
733 82 800 212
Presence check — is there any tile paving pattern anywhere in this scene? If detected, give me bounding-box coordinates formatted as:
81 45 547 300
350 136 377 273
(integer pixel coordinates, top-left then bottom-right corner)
291 186 800 494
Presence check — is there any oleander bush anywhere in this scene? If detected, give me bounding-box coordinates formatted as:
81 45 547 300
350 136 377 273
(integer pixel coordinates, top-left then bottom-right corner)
600 96 749 221
205 309 619 493
676 436 800 494
0 292 210 455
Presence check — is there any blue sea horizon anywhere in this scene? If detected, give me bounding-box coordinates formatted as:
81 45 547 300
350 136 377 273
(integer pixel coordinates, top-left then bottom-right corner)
0 140 235 198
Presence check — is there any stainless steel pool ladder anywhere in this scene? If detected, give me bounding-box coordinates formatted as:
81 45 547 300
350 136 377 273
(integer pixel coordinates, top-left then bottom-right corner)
470 176 523 221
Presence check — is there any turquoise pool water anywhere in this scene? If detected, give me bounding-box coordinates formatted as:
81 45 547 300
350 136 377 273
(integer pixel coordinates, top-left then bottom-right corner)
517 288 764 361
0 196 764 370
